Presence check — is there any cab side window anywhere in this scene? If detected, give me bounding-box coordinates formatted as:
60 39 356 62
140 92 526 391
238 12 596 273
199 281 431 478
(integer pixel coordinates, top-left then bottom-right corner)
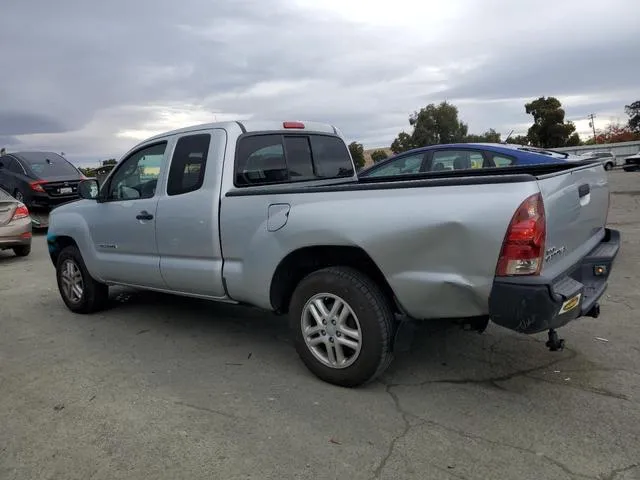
167 134 211 196
107 142 167 201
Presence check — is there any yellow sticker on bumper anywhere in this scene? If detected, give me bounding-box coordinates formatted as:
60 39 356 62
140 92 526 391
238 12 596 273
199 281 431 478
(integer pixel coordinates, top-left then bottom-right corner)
559 293 582 315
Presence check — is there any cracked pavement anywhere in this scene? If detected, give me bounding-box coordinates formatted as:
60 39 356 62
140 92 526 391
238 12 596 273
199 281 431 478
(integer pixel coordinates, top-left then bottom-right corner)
1 171 639 479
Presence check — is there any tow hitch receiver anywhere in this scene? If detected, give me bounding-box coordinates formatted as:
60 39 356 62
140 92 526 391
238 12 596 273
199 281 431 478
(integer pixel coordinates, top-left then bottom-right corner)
545 328 565 352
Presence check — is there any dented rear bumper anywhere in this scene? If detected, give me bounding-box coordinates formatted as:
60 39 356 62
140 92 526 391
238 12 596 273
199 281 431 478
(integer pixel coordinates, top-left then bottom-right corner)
488 228 620 334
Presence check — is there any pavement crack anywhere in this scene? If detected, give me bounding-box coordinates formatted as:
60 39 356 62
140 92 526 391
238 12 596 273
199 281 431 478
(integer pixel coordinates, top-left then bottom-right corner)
414 416 594 479
370 383 416 479
173 401 238 420
599 462 640 480
389 348 577 390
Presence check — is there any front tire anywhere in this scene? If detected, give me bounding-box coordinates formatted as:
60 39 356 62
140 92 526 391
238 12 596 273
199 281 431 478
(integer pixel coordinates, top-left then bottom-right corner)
56 245 109 313
289 267 395 387
604 162 613 171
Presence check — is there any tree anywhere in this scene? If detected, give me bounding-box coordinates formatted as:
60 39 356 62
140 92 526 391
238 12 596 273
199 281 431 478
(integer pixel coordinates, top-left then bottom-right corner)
593 122 640 144
348 142 365 170
505 134 530 145
391 101 468 153
463 128 501 143
524 96 579 148
625 101 640 133
102 158 117 166
390 132 415 154
370 149 389 163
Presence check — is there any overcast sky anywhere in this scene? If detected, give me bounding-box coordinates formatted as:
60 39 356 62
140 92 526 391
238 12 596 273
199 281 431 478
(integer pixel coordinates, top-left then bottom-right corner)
1 0 638 165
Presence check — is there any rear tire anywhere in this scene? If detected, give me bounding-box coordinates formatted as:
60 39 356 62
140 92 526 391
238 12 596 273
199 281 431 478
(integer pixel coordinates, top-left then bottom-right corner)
604 162 613 171
56 245 109 313
289 266 395 387
13 190 24 203
13 245 31 257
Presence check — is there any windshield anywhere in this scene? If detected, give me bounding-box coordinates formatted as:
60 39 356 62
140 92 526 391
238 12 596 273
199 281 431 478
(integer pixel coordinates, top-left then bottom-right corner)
22 153 80 178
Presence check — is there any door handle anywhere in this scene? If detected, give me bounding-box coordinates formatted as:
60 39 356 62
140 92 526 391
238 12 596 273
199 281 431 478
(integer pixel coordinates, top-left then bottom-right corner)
136 210 154 220
578 184 590 198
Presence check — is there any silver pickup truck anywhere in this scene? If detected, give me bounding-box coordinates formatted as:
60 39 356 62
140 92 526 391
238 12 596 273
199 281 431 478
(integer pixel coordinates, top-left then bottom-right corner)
46 120 620 387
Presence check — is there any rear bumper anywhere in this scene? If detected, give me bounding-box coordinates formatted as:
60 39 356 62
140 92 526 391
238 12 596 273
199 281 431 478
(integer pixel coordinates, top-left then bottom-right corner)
489 228 620 334
26 192 79 209
0 218 32 249
623 157 640 171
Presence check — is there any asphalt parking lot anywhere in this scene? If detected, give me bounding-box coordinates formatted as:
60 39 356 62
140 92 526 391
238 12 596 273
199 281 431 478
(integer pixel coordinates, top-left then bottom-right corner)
1 171 639 480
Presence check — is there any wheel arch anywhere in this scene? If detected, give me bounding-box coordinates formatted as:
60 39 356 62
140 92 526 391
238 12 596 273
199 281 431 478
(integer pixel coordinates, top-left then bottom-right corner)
269 245 402 314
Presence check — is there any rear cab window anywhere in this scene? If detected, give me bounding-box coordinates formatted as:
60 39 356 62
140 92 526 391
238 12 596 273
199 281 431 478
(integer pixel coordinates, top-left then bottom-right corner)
234 134 354 187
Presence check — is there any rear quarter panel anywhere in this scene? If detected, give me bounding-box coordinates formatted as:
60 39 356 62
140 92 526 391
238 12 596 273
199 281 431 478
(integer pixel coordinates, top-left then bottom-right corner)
220 181 539 319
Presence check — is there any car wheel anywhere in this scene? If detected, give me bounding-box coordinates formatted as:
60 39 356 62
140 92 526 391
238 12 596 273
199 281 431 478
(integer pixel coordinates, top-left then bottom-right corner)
13 245 31 257
289 266 395 387
13 190 24 202
56 245 109 313
604 162 613 171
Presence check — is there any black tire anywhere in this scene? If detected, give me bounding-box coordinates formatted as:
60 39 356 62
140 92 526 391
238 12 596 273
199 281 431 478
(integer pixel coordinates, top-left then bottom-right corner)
13 245 31 257
289 266 395 387
604 162 613 171
56 245 109 313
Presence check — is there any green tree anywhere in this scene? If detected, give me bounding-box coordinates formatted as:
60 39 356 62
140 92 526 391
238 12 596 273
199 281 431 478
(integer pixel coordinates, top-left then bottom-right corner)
505 134 530 145
348 142 365 171
370 149 389 163
391 101 469 153
524 96 579 148
625 100 640 133
390 132 415 154
463 128 501 143
102 158 117 166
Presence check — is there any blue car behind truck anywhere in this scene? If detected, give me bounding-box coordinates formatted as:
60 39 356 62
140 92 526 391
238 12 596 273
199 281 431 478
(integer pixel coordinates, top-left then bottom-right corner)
359 143 579 178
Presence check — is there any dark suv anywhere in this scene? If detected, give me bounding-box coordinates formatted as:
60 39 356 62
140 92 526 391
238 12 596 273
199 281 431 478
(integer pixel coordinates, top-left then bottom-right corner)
0 152 83 212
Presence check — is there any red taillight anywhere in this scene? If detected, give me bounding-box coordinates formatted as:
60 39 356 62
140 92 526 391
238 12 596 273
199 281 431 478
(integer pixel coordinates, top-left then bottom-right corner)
283 121 305 129
30 181 46 192
12 203 30 221
496 193 546 276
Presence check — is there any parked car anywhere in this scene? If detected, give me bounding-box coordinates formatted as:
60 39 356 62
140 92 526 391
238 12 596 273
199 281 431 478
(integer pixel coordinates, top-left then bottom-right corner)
46 121 620 387
0 152 84 227
0 187 32 257
358 143 583 178
623 151 640 171
577 151 620 170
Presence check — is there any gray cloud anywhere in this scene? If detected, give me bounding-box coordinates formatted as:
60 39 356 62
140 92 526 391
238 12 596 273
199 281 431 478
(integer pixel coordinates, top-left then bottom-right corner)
1 0 638 157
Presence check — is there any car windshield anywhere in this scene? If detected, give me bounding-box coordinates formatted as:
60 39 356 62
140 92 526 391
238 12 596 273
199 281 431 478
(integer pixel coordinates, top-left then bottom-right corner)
23 153 80 177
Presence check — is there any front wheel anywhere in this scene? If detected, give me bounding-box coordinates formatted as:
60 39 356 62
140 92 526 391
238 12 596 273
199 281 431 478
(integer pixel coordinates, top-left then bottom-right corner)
289 267 395 387
604 162 613 171
56 245 109 313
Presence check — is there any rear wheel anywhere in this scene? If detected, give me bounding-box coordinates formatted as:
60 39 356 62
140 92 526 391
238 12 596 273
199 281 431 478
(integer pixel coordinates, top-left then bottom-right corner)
13 190 24 202
56 245 109 313
604 162 613 171
289 266 395 387
13 245 31 257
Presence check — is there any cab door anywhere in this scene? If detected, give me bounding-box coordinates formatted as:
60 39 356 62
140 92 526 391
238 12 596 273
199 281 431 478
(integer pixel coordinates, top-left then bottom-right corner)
85 140 170 288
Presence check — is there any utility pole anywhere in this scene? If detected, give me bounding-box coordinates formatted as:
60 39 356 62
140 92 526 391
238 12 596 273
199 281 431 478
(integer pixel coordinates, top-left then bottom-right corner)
588 114 597 143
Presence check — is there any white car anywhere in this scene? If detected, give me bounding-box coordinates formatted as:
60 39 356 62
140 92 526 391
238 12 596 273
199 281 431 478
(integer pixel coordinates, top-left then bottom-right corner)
578 151 620 170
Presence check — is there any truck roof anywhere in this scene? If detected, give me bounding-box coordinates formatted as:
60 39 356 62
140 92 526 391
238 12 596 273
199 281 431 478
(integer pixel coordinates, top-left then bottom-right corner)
144 120 340 143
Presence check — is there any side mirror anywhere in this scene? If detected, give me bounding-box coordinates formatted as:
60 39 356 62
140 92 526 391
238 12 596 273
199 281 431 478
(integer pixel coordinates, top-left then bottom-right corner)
78 179 100 200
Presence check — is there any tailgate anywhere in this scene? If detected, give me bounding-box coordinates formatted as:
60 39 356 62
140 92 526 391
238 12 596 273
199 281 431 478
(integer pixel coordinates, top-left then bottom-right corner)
537 162 609 276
